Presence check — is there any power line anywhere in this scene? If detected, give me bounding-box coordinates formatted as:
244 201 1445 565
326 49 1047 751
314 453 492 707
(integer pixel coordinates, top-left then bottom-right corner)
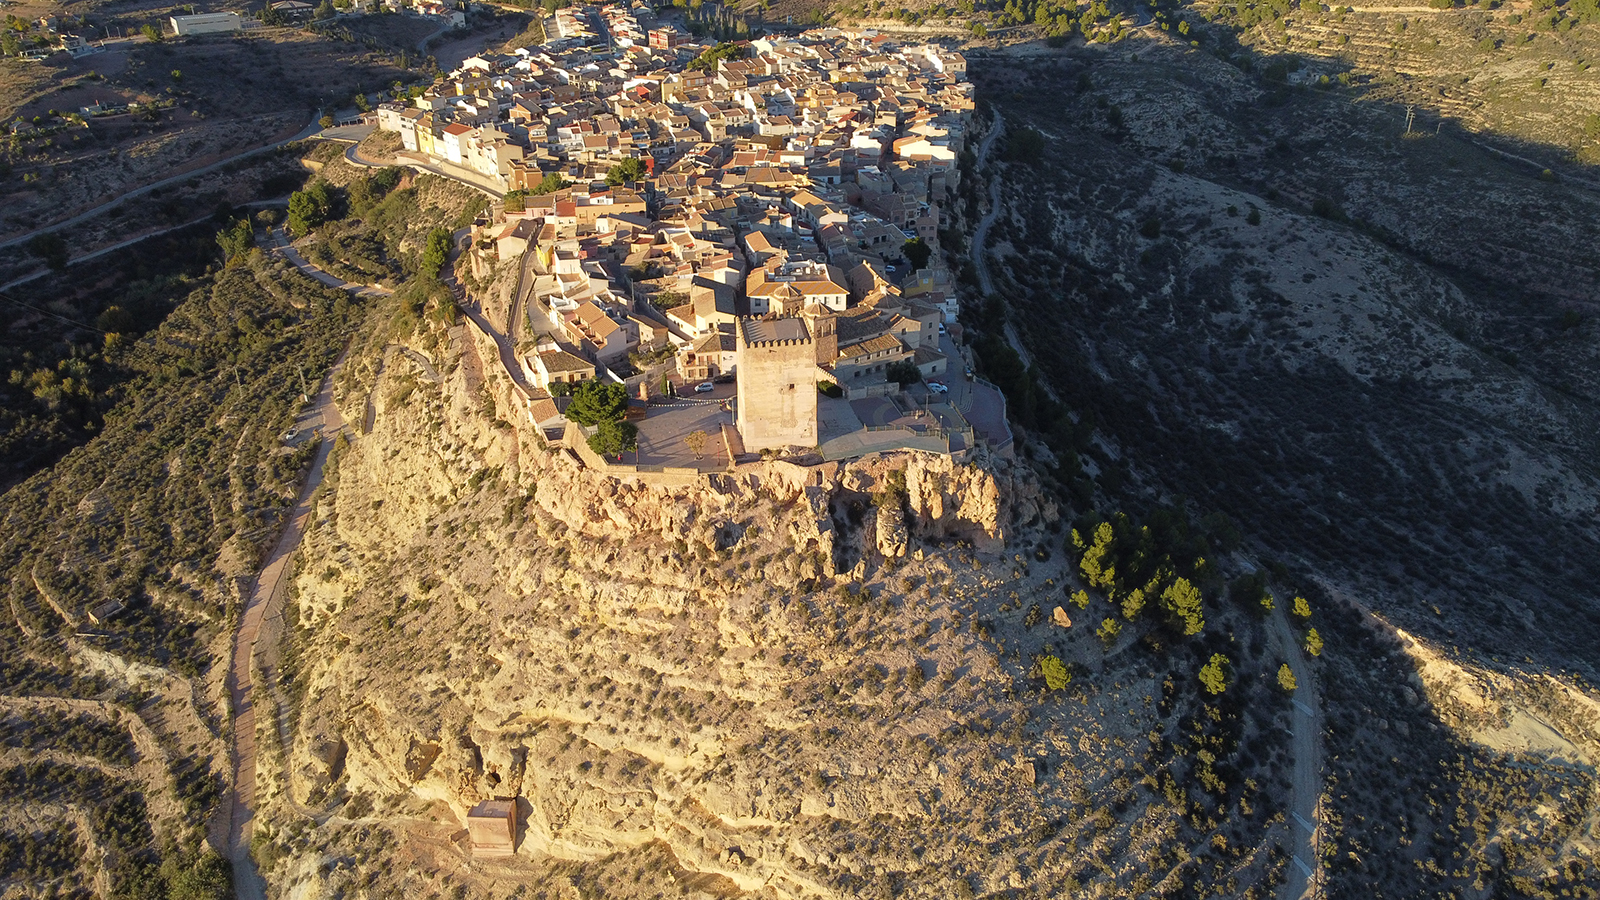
0 288 107 335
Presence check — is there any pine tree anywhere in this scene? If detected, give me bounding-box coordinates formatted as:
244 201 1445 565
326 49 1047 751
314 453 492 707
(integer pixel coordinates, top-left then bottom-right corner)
1096 617 1121 646
1291 595 1312 621
1160 577 1205 635
1199 653 1230 694
1078 521 1117 592
1304 628 1323 657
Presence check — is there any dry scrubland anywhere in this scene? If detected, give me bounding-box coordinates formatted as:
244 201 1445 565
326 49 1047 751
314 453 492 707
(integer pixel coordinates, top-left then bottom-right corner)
968 32 1600 895
0 156 481 896
0 29 417 239
255 289 1310 899
1197 0 1600 157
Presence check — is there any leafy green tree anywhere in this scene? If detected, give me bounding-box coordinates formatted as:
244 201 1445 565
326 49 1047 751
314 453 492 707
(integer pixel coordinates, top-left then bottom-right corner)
605 156 646 185
1160 576 1205 635
531 172 569 194
1039 655 1070 690
902 237 932 269
141 23 163 42
1246 207 1262 226
688 41 748 72
588 419 638 457
1003 127 1046 164
418 227 452 281
684 429 709 459
1304 627 1323 657
566 380 628 425
286 183 333 236
319 114 335 128
316 0 337 19
1277 663 1297 691
1199 653 1230 694
1070 589 1089 609
353 92 372 112
164 851 232 900
215 219 254 265
885 359 921 386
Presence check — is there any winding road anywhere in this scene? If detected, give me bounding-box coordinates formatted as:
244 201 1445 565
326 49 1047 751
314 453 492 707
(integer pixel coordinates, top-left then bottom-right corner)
1266 590 1324 900
969 112 1040 372
0 112 323 252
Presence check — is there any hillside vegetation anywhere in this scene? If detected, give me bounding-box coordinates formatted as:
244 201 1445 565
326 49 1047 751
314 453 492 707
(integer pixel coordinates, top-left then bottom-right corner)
961 30 1600 895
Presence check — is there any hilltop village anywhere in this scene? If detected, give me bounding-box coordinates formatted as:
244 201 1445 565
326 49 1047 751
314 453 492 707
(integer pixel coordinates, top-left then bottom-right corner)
372 13 1015 469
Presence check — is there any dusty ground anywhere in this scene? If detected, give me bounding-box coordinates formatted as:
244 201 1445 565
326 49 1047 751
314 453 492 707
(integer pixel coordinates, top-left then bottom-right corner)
0 29 413 239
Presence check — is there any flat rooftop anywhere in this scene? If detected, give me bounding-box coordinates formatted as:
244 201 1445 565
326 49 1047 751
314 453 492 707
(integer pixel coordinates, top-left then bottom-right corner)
741 317 809 344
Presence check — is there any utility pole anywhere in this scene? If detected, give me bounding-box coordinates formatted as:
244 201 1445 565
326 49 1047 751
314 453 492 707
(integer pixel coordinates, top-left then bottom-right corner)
1404 105 1415 136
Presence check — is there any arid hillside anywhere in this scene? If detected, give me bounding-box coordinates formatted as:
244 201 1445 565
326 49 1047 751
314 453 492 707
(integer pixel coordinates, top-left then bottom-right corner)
963 33 1600 896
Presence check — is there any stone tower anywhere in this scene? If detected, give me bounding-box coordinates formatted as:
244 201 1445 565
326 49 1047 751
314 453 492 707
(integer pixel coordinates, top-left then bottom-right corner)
803 303 839 367
735 316 819 452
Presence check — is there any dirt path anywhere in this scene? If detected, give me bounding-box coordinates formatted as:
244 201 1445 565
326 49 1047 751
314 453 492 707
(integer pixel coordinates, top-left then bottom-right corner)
971 113 1053 393
224 353 349 900
970 114 1006 301
0 113 323 251
1266 596 1324 900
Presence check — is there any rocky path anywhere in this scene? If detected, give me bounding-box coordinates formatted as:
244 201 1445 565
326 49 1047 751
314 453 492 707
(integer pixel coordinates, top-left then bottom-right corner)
1266 596 1324 900
224 354 348 900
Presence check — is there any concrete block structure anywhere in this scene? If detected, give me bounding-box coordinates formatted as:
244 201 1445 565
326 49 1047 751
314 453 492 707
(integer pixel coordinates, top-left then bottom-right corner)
466 799 517 858
736 317 818 452
169 12 242 35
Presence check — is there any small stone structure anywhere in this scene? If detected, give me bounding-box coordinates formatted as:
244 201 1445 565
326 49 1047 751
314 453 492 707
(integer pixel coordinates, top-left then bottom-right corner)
465 798 517 858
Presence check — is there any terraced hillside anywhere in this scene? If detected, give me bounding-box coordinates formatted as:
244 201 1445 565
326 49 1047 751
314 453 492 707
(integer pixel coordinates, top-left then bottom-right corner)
1192 0 1600 157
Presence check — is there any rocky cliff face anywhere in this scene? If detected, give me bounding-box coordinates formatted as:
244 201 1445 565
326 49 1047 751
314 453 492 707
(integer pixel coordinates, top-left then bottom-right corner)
249 326 1121 900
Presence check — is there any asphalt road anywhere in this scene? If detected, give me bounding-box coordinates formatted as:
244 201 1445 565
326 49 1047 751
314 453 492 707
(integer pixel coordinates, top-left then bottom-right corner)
225 353 348 900
0 112 323 252
0 214 214 292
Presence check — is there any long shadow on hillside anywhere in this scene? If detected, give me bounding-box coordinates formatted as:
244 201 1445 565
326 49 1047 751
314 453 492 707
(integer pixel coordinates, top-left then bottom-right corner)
965 50 1600 677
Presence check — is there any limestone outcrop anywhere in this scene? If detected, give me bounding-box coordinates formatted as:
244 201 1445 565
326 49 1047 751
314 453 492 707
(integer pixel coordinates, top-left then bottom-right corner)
255 325 1079 900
